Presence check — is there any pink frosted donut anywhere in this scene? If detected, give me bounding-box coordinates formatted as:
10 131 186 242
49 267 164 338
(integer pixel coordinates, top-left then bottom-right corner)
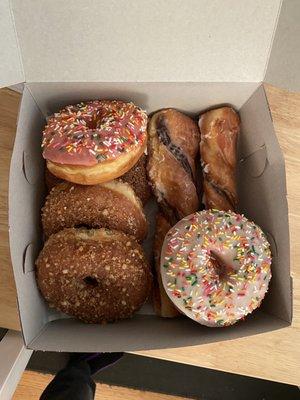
42 100 147 185
160 209 272 327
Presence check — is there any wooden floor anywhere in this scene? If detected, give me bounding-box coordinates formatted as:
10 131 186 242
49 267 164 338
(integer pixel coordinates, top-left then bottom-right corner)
13 370 192 400
1 86 300 386
0 88 21 331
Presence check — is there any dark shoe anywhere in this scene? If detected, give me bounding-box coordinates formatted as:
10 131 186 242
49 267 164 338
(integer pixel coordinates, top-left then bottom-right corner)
68 352 123 375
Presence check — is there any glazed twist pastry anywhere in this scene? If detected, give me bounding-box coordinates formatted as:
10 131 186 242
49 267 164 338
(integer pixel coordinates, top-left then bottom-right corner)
199 107 240 211
147 109 200 224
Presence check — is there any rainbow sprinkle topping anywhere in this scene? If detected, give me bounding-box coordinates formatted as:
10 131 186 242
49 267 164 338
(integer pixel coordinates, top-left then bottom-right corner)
42 100 147 166
160 209 272 327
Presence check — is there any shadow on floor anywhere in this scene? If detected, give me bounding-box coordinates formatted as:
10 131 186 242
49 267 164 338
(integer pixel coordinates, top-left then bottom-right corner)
0 328 7 341
28 352 299 400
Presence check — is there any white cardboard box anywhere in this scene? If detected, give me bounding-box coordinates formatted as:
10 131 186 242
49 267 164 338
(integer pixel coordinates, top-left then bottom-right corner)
0 0 298 352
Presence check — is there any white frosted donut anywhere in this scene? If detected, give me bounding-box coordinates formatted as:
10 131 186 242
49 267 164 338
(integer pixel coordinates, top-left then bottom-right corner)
160 209 272 327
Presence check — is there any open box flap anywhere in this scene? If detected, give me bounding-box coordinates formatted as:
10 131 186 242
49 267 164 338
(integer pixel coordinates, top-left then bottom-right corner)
265 0 300 92
9 0 281 83
0 0 24 88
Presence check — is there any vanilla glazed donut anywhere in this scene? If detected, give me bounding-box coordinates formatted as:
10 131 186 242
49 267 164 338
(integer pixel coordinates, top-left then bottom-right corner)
160 209 272 327
42 100 148 185
36 228 152 324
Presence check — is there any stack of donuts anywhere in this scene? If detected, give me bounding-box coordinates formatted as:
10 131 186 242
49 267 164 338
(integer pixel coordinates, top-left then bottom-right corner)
36 98 272 328
37 100 152 324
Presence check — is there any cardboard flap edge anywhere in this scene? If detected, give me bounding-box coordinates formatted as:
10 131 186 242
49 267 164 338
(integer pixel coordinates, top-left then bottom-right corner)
11 0 281 83
265 0 300 91
0 0 24 88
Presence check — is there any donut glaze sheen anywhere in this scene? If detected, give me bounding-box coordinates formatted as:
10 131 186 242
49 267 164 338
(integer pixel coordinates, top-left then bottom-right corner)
160 210 272 327
42 100 147 184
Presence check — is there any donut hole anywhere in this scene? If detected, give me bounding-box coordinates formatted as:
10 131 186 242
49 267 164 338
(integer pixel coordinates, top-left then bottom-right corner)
88 120 98 130
210 250 233 279
83 276 99 287
74 224 92 230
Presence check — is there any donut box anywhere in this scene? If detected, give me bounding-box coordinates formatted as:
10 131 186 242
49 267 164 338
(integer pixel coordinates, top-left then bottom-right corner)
1 0 297 352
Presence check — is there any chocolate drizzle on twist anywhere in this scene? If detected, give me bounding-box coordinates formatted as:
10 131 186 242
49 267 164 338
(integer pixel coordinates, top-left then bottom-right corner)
199 107 240 212
209 181 236 210
156 116 194 179
147 108 200 226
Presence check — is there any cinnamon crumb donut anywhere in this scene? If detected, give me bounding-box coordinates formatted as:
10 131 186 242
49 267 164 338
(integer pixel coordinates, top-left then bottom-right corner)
45 168 64 191
42 180 147 240
36 228 152 323
120 154 151 205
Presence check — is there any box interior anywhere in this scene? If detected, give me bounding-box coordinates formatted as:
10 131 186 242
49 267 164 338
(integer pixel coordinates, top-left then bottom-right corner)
27 82 260 117
9 82 291 351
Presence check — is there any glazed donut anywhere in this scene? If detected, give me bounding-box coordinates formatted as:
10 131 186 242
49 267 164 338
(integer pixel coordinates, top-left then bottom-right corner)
36 228 152 324
45 154 151 204
120 154 151 205
161 209 272 327
42 180 147 240
42 100 148 185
